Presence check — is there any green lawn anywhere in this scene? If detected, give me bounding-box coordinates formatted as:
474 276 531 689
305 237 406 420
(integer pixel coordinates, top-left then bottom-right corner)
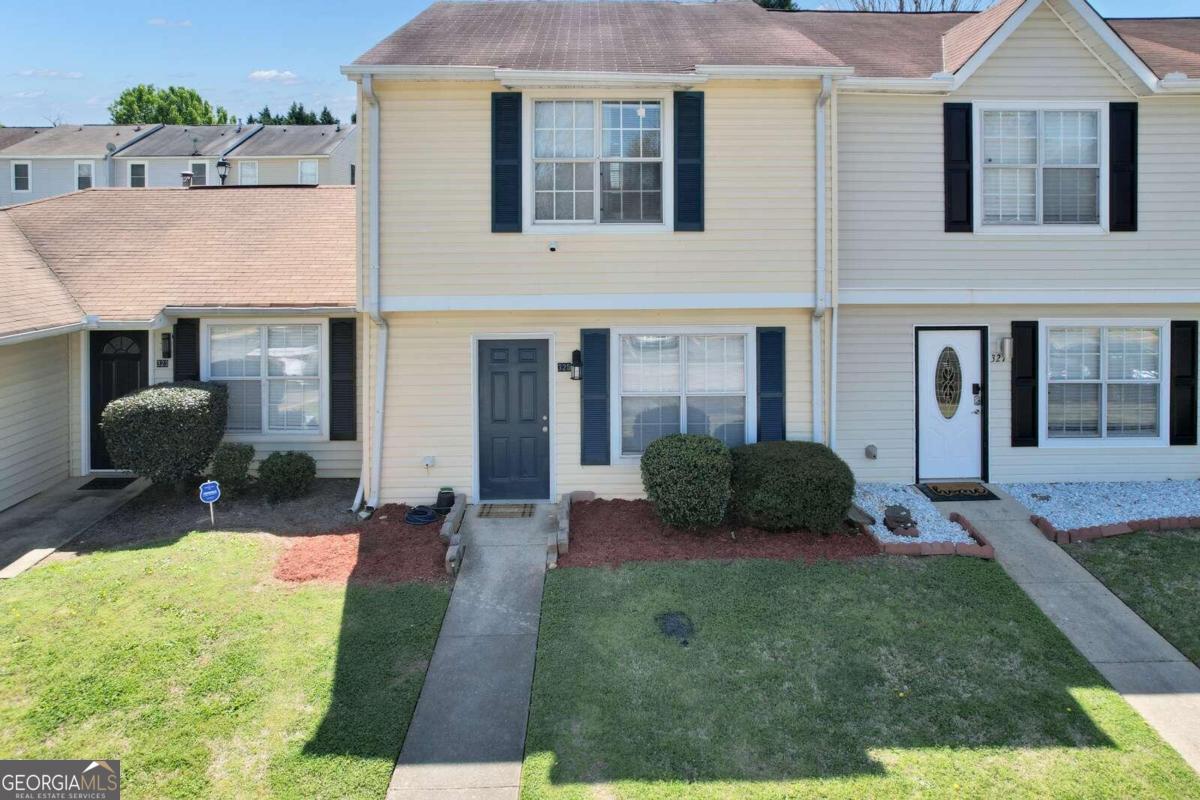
0 532 448 799
522 557 1200 799
1066 528 1200 666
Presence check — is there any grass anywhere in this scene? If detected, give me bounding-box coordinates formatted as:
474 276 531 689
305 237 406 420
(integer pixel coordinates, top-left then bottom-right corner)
1066 528 1200 666
522 557 1200 799
0 532 449 799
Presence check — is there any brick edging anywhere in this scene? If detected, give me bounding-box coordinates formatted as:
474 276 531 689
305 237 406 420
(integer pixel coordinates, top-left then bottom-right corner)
853 513 995 560
1031 513 1200 545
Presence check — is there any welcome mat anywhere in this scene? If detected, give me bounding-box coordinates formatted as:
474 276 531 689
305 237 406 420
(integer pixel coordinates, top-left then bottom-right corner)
78 476 137 491
477 503 536 519
917 482 998 502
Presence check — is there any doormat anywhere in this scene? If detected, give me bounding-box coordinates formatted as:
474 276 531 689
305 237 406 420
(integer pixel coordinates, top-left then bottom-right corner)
917 483 998 502
78 476 137 491
477 503 536 519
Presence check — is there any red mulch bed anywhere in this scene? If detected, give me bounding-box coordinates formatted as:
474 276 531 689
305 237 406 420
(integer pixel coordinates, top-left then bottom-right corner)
562 499 879 568
274 504 448 585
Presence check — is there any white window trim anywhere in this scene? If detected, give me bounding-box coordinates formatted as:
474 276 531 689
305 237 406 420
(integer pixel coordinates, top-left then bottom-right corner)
973 102 1109 236
610 325 757 461
198 318 330 441
521 90 674 235
74 160 95 191
127 161 149 188
11 160 31 193
238 160 259 186
297 159 319 185
1037 318 1170 449
189 160 210 186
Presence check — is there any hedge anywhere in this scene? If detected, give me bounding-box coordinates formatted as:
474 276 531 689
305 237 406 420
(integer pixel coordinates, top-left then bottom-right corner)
731 441 855 533
100 381 227 485
640 434 732 529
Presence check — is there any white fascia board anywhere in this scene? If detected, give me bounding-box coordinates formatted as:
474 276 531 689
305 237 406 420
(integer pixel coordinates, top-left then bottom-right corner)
0 320 86 346
839 288 1200 306
837 76 955 94
161 305 353 317
694 65 854 79
340 64 498 80
1156 75 1200 94
496 69 706 88
382 292 816 312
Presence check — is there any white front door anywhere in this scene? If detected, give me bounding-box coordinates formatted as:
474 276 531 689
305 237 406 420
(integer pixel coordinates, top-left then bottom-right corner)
917 328 983 481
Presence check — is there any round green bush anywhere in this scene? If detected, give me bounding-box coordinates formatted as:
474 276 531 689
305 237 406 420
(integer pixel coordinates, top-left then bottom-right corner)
210 442 255 496
731 441 855 533
257 451 317 503
100 381 228 485
640 434 732 529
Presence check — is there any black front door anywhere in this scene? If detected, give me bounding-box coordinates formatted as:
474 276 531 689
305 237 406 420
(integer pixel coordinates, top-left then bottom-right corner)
90 331 149 470
478 339 550 500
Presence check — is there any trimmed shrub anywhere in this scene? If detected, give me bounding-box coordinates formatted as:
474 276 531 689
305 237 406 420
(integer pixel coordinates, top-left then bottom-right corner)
730 441 855 533
257 451 317 503
640 434 732 529
210 442 255 496
100 381 227 485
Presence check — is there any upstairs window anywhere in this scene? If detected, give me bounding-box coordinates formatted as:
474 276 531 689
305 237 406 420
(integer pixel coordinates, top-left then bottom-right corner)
12 162 31 193
128 162 147 188
239 161 259 186
75 161 93 190
981 108 1101 227
533 100 663 225
190 161 208 186
298 159 319 185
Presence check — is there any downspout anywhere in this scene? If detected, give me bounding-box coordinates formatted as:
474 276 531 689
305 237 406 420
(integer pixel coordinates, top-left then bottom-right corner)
811 75 832 445
351 72 389 513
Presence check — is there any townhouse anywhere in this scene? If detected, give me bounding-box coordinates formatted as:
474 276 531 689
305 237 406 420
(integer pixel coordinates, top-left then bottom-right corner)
110 124 259 187
341 0 1200 509
221 124 358 186
0 124 160 205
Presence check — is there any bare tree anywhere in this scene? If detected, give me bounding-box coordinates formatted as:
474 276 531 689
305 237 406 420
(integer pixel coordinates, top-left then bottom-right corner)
41 113 65 127
836 0 987 10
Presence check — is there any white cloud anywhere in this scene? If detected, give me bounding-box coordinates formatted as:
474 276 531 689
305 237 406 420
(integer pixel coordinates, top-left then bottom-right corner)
147 17 192 28
85 95 105 107
13 91 46 99
248 69 300 85
17 68 84 79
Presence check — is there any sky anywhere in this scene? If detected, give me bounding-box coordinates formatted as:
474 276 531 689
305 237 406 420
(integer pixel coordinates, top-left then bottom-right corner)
2 1 1197 126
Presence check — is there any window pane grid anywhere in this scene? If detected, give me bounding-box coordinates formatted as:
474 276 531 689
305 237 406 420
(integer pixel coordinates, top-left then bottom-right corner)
208 324 321 435
1047 326 1160 441
619 333 746 454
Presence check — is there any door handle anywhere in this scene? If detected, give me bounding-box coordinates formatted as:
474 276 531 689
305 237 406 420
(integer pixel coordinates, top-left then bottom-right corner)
542 426 549 433
972 383 982 413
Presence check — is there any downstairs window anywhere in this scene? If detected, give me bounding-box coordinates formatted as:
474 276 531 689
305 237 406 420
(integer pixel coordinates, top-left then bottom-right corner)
207 323 323 435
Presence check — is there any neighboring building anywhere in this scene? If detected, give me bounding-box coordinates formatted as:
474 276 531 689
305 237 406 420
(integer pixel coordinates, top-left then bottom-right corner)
340 0 1200 509
223 124 358 186
0 124 162 205
0 186 359 512
110 124 259 188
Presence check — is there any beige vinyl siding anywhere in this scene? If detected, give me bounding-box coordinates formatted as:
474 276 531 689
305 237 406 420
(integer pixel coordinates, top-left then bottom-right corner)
837 3 1200 293
364 309 811 504
835 304 1199 484
0 336 70 510
370 79 819 299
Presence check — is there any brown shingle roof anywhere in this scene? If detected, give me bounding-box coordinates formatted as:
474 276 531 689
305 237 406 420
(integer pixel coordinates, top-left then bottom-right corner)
354 0 847 73
0 187 354 338
1111 18 1200 79
780 11 963 78
942 0 1025 73
0 215 83 339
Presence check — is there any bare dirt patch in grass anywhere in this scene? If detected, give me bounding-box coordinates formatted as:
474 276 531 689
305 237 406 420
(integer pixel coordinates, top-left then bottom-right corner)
563 499 878 569
273 504 447 585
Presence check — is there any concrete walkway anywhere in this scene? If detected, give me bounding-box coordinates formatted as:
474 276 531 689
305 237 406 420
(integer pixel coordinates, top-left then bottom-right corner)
388 504 556 800
0 476 148 579
938 491 1200 772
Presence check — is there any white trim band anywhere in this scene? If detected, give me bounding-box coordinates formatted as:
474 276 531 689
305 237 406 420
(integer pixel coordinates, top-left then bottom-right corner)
381 292 816 312
839 289 1200 306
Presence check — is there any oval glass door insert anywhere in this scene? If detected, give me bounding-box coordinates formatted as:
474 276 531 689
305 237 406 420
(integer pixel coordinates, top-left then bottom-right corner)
935 346 962 419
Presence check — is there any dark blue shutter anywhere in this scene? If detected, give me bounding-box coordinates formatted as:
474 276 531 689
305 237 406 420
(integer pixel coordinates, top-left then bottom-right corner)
757 327 785 442
1170 320 1197 446
1011 321 1038 447
580 329 610 465
173 318 200 381
944 103 973 233
674 91 704 232
1110 102 1138 232
492 92 522 233
329 318 357 441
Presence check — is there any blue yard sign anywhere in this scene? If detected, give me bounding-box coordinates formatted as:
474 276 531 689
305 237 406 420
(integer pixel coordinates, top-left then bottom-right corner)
199 480 221 526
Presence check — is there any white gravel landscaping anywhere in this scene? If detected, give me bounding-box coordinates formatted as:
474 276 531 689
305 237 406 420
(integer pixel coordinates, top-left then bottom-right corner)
853 483 974 544
1001 480 1200 532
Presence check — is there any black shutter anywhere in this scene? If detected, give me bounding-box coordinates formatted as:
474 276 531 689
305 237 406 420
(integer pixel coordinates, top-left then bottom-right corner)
757 327 786 442
1170 320 1198 446
674 91 704 232
580 329 610 465
173 318 200 381
1011 321 1038 447
491 92 522 233
944 103 973 233
329 318 357 441
1110 102 1138 232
